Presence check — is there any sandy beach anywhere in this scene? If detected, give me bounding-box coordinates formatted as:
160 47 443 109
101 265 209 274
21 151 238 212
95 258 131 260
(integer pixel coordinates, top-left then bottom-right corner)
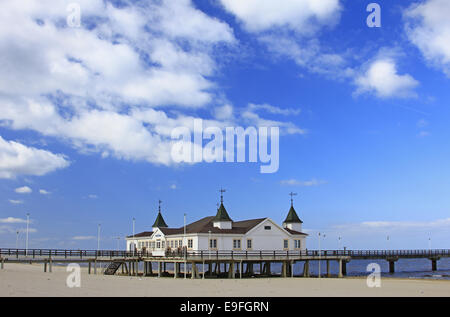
0 263 449 297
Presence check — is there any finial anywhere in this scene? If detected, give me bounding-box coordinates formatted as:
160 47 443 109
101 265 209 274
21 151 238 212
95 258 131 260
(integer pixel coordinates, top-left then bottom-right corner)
158 200 162 213
219 188 226 204
289 192 297 207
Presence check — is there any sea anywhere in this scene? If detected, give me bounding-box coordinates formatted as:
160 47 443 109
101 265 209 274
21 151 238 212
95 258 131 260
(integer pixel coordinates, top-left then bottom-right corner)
91 257 450 280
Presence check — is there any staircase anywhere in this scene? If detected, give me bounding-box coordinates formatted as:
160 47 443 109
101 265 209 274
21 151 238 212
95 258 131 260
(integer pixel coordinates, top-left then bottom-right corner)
104 261 123 275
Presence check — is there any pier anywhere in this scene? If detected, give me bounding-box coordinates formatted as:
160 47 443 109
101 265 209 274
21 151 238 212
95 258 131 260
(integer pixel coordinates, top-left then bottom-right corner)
1 248 448 278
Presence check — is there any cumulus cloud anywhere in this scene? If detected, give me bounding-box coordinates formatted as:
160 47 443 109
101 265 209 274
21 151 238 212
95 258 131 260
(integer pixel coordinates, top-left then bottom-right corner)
15 186 32 194
405 0 450 77
39 189 51 195
220 0 341 33
354 59 419 98
0 136 70 179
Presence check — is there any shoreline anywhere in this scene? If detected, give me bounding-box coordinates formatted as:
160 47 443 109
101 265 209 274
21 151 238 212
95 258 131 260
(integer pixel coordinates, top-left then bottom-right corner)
1 263 449 297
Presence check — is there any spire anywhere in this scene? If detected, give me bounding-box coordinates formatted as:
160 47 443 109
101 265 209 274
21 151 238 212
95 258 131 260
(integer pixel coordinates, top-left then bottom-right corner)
284 193 303 224
214 188 232 222
152 200 168 228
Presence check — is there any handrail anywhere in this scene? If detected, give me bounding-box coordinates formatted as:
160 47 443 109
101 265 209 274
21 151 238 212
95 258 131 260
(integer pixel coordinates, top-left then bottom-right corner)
0 248 449 259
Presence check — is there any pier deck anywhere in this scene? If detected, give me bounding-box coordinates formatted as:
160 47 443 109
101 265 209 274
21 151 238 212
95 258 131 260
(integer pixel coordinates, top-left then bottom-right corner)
1 248 449 278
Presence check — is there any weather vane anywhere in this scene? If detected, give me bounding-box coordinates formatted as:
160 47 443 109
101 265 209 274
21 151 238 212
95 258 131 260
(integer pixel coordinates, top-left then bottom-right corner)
158 199 162 213
219 188 226 204
289 192 297 206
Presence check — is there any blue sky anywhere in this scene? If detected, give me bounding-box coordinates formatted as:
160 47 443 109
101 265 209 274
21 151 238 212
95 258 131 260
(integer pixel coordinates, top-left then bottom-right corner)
1 0 450 250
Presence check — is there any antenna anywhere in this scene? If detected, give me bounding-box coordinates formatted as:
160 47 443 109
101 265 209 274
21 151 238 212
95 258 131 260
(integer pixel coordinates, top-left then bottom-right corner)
158 200 162 213
289 192 297 206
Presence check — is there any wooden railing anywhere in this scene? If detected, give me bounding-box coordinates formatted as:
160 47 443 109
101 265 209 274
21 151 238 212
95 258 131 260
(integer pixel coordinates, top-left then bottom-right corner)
1 248 449 260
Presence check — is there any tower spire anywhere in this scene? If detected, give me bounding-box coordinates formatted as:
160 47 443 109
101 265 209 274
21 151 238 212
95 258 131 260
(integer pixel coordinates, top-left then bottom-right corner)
158 199 162 213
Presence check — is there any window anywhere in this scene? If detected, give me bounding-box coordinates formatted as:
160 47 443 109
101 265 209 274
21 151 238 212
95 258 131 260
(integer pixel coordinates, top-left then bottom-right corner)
247 239 252 250
188 239 193 248
156 241 161 249
283 239 289 250
175 240 178 248
264 226 271 230
294 240 301 249
179 239 183 246
209 239 217 249
233 239 241 249
162 241 165 249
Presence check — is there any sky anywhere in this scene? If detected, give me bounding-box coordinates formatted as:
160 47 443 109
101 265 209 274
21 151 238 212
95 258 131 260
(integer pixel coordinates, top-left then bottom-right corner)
1 0 450 250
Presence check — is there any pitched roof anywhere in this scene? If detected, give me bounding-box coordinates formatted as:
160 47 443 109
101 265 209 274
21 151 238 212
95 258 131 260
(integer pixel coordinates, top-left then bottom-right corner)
152 212 168 228
284 228 308 236
159 216 266 235
126 231 153 238
283 205 303 224
213 203 232 222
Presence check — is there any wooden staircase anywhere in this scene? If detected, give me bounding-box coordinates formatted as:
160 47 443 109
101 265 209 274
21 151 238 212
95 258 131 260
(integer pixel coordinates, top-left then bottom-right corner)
104 261 123 275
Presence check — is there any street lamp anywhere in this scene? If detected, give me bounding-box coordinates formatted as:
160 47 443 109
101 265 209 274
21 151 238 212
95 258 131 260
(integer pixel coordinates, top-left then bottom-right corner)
25 213 30 256
116 236 121 251
97 224 101 251
318 232 325 278
132 217 135 256
16 230 19 249
428 237 432 250
338 236 342 251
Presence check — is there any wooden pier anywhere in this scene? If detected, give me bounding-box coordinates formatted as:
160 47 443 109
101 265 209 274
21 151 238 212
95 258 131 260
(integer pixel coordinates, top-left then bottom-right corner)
1 248 448 278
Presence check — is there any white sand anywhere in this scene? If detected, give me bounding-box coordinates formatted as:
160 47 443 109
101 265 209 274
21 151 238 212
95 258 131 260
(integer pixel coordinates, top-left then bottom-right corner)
0 263 449 297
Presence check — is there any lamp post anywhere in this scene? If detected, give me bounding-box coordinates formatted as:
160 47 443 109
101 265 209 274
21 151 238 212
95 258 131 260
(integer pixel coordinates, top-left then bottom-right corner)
116 236 121 251
25 213 30 256
132 217 135 256
318 232 326 278
16 230 19 249
97 224 101 251
338 236 342 251
184 213 187 279
428 237 432 251
387 235 390 252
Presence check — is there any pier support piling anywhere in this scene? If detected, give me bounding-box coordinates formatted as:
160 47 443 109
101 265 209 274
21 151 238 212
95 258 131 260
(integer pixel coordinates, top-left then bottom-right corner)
326 260 331 278
338 259 343 278
431 259 438 271
303 260 310 277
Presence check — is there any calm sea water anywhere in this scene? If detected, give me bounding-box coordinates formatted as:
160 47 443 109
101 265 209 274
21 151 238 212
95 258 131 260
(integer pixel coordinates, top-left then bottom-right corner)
89 257 450 280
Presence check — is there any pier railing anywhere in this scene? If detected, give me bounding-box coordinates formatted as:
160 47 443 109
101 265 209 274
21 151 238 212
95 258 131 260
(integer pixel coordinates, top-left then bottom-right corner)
1 248 449 260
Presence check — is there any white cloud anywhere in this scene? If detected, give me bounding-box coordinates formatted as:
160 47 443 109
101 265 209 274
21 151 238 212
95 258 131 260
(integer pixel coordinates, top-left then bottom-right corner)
405 0 450 77
9 199 24 205
39 189 51 195
354 59 419 98
334 218 450 232
88 194 98 199
15 186 32 194
219 0 341 33
280 178 327 186
0 136 70 179
72 236 96 241
248 103 301 116
0 217 27 224
170 184 177 190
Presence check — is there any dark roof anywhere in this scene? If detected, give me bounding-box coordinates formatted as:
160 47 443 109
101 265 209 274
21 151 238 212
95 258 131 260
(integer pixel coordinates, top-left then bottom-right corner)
213 203 232 222
129 217 307 237
159 216 265 235
152 212 168 228
283 205 303 224
126 231 153 238
284 228 308 236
